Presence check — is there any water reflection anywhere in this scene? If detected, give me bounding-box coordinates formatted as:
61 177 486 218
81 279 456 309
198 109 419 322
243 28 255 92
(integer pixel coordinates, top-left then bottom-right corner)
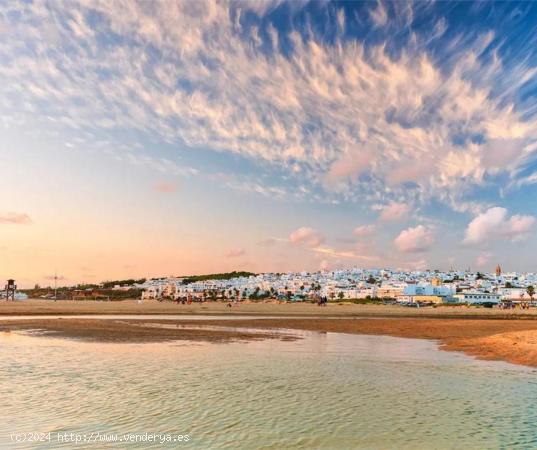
1 330 535 449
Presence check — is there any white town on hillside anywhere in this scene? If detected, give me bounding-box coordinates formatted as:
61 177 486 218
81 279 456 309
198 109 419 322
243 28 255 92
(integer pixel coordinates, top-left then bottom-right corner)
136 265 536 306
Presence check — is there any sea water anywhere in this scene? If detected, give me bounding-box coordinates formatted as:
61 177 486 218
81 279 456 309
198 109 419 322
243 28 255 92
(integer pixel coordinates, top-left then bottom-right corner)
1 329 536 449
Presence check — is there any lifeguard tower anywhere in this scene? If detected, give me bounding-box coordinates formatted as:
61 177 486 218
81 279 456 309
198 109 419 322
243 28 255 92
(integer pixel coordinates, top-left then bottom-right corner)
5 279 16 301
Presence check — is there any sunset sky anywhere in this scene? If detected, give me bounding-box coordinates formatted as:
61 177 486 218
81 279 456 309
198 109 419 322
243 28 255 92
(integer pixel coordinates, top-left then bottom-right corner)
1 1 537 287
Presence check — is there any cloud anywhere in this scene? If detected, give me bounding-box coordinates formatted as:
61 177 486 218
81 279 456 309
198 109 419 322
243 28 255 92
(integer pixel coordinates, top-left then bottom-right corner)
154 181 177 193
225 248 245 258
324 151 375 190
0 212 32 224
1 2 536 214
370 1 388 27
289 227 325 248
394 225 435 253
257 237 278 247
353 224 376 238
463 207 535 245
312 246 379 262
476 252 492 268
379 202 410 221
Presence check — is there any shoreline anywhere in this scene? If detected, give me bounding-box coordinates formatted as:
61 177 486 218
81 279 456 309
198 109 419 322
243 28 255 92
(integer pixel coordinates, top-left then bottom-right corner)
2 300 537 367
166 317 537 367
2 313 537 367
3 299 537 319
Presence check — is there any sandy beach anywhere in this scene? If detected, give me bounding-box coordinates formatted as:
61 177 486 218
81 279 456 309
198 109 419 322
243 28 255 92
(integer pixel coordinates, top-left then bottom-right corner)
3 299 537 317
2 300 537 367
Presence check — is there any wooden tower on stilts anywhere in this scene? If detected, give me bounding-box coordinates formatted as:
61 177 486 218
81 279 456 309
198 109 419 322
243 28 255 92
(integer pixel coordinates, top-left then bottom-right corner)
5 279 16 301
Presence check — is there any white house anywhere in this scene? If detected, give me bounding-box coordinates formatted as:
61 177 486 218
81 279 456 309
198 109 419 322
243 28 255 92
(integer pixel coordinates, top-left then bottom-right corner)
453 292 501 304
497 288 529 301
401 284 455 300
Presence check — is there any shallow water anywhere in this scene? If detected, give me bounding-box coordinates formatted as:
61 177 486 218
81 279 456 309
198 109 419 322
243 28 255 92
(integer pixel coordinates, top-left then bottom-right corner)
1 330 536 449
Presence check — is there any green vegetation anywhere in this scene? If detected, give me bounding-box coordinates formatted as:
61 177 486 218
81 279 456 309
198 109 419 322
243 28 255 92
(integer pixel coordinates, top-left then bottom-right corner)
22 286 142 301
101 278 146 289
181 271 255 284
328 297 387 305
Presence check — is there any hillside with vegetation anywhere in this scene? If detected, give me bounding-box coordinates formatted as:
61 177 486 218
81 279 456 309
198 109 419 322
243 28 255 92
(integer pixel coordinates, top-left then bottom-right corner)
180 271 255 284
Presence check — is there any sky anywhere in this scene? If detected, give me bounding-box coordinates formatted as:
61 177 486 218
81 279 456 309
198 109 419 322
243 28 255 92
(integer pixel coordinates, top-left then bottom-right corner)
1 0 537 287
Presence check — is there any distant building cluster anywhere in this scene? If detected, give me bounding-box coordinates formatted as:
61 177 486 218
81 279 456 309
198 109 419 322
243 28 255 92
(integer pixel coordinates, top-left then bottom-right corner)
139 266 537 306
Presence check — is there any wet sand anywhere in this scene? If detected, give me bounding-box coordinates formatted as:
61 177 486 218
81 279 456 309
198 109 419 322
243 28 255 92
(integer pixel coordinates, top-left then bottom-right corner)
2 315 537 367
3 300 537 367
0 318 295 343
192 317 537 367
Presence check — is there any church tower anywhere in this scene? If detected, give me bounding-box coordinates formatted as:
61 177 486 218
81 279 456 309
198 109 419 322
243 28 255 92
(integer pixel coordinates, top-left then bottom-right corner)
495 264 502 277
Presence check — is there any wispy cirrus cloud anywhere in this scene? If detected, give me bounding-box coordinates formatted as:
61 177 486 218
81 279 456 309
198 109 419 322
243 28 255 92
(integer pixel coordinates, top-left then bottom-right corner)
1 0 536 214
353 224 376 238
0 212 32 224
312 246 379 262
225 248 246 258
369 1 388 28
154 181 177 193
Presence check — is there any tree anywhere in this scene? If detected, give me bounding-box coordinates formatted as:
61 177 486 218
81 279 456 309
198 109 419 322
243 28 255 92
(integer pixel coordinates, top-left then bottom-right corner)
505 281 513 289
527 286 535 304
366 276 377 285
329 292 335 301
476 272 484 280
250 287 261 300
338 291 344 300
286 290 292 301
